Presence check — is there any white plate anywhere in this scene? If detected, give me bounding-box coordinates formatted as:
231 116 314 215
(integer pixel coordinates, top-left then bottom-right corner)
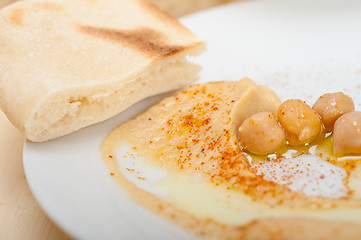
23 0 361 239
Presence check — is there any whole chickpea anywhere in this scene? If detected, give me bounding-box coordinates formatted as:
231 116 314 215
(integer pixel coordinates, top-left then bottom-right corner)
313 92 354 132
278 99 322 146
333 111 361 155
238 111 286 155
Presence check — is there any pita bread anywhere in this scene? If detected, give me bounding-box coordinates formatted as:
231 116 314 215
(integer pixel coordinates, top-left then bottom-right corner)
0 0 205 142
0 0 240 17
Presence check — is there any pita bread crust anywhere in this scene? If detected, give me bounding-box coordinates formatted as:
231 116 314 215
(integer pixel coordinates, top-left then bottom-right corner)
0 0 205 141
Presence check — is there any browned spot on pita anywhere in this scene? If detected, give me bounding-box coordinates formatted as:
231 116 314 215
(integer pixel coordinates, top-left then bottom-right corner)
9 3 62 26
9 8 24 26
78 25 185 57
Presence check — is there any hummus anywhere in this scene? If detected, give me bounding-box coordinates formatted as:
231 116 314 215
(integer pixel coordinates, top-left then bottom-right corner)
101 79 361 239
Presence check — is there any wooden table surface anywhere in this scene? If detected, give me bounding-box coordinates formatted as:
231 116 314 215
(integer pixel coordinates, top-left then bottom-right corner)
0 0 237 239
0 111 73 239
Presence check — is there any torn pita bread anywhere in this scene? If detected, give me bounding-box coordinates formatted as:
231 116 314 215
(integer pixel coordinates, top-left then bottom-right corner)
0 0 205 142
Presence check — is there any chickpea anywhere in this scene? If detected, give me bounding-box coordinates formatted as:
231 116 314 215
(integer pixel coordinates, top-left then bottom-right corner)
333 111 361 155
313 92 354 132
278 99 322 146
238 112 286 155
